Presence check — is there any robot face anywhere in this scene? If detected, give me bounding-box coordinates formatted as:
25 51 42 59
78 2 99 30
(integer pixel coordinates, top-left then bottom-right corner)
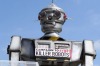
38 4 67 33
38 10 61 21
38 9 67 24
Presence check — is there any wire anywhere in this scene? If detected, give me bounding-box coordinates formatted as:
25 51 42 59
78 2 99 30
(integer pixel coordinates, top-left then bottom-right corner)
52 0 53 3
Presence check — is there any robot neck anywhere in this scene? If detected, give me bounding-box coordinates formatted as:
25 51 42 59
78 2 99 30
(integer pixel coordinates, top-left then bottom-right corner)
44 32 60 37
40 32 65 41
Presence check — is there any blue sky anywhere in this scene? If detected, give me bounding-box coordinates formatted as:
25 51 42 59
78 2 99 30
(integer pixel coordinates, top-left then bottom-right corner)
0 0 100 66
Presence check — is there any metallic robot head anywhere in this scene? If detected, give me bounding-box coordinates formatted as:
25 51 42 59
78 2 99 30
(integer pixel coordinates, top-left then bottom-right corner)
38 4 67 34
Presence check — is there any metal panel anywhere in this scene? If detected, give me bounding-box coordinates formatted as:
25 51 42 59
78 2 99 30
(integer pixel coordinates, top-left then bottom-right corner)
11 52 20 61
85 55 93 66
71 41 82 61
21 39 35 60
84 40 96 55
10 36 21 50
35 40 54 49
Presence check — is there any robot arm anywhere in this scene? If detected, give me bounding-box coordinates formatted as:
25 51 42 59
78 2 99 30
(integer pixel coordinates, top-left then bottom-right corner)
7 36 21 61
82 40 96 66
7 36 39 66
7 36 36 61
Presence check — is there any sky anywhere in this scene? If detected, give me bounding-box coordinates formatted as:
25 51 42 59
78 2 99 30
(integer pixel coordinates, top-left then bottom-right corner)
0 0 100 66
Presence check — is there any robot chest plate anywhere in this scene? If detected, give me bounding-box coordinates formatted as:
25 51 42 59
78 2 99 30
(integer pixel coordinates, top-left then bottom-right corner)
35 40 72 59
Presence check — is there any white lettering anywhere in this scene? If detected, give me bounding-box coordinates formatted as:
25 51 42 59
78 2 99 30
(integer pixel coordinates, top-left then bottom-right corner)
35 49 71 58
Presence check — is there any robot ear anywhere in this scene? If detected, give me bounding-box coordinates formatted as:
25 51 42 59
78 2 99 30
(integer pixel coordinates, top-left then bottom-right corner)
63 13 67 20
38 15 41 20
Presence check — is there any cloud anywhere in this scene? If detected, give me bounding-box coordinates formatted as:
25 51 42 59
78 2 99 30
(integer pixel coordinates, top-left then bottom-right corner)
94 40 100 51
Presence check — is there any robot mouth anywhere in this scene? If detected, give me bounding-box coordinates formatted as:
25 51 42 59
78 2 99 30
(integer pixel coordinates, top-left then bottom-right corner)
45 24 55 28
44 24 54 27
43 23 55 29
44 22 56 26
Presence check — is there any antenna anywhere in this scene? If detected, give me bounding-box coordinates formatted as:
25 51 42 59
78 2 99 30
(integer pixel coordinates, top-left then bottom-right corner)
51 0 58 4
52 0 54 3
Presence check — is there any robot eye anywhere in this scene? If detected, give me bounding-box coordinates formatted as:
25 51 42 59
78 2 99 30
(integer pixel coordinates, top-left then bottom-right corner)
40 11 46 17
53 10 61 19
38 11 46 20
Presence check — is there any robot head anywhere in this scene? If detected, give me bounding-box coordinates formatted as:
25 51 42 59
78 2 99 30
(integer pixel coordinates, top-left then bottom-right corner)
38 4 67 34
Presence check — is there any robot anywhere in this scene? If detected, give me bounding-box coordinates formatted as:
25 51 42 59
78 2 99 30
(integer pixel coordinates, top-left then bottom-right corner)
7 3 96 66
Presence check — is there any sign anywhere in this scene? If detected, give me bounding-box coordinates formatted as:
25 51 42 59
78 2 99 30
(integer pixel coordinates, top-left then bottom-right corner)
35 49 71 58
